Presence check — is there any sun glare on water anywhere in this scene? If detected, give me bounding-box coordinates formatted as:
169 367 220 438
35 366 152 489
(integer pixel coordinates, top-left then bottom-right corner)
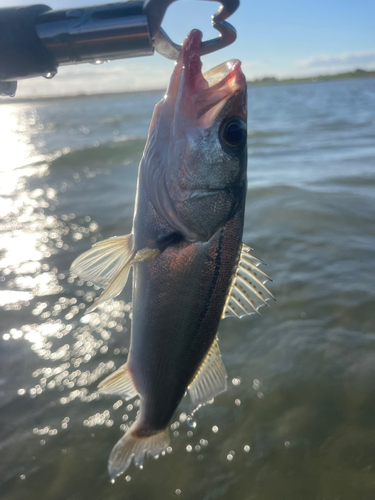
0 103 171 475
0 99 248 492
0 103 150 457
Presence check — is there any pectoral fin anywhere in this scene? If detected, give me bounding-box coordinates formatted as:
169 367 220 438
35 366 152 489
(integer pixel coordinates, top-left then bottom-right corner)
71 234 135 288
188 337 227 409
222 244 274 319
70 233 160 312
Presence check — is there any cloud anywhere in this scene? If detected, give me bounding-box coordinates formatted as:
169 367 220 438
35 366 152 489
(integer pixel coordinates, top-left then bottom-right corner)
298 51 375 69
16 57 175 97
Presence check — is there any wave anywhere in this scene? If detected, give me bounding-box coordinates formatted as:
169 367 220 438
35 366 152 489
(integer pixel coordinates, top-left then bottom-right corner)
319 175 375 187
248 130 290 138
311 119 373 131
49 137 146 170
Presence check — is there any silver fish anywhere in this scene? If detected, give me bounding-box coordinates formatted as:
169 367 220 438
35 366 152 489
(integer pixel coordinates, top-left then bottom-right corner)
71 29 273 479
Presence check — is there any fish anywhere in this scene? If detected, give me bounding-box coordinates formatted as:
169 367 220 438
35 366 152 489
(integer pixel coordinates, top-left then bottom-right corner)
71 29 273 479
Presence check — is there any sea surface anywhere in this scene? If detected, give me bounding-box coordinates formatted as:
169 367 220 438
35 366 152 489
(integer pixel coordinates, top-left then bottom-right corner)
0 78 374 500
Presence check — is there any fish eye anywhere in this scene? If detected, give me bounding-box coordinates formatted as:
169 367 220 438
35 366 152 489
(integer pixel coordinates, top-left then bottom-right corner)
220 117 247 152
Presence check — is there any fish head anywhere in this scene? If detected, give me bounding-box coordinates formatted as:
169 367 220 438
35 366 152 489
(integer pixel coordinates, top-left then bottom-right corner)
144 30 247 241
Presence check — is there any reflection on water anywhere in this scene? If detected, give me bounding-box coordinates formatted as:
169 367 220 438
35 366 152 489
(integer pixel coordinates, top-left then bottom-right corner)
1 95 229 496
1 80 375 499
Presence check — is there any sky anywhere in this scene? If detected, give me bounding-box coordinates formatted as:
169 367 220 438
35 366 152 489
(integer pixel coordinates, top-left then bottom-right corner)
1 0 374 97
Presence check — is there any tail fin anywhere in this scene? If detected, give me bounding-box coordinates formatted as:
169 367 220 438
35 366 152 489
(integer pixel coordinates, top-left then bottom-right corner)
108 423 170 480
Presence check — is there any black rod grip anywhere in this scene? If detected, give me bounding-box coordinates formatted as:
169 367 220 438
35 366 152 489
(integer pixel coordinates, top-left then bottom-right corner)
0 5 57 82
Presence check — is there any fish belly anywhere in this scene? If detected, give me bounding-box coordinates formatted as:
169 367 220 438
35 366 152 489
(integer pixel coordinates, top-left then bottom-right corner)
128 211 243 433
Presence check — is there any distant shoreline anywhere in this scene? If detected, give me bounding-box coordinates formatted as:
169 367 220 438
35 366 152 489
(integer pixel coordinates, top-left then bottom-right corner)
3 69 375 104
246 68 375 87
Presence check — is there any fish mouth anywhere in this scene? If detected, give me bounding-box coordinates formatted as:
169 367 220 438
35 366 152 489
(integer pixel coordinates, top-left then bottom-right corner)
166 30 246 126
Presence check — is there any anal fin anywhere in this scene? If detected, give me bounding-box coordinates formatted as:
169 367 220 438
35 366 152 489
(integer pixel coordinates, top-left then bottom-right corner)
98 363 138 401
188 337 227 409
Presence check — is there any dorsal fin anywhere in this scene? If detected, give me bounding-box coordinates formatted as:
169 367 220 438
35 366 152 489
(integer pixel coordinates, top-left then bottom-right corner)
222 244 274 319
188 337 227 409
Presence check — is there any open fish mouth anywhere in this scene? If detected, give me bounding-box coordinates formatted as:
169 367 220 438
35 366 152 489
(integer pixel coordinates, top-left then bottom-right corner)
166 29 246 126
204 60 243 87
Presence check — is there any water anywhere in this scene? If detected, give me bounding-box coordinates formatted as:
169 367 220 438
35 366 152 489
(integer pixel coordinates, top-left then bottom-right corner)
0 78 374 500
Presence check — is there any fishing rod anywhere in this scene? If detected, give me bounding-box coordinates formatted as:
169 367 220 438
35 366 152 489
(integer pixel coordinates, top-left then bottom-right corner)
0 0 239 97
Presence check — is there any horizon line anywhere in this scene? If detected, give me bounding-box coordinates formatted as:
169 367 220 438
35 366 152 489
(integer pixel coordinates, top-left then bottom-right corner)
3 68 375 104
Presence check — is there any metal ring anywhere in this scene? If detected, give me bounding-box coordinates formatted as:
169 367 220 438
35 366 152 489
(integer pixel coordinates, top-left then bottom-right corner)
143 0 239 60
